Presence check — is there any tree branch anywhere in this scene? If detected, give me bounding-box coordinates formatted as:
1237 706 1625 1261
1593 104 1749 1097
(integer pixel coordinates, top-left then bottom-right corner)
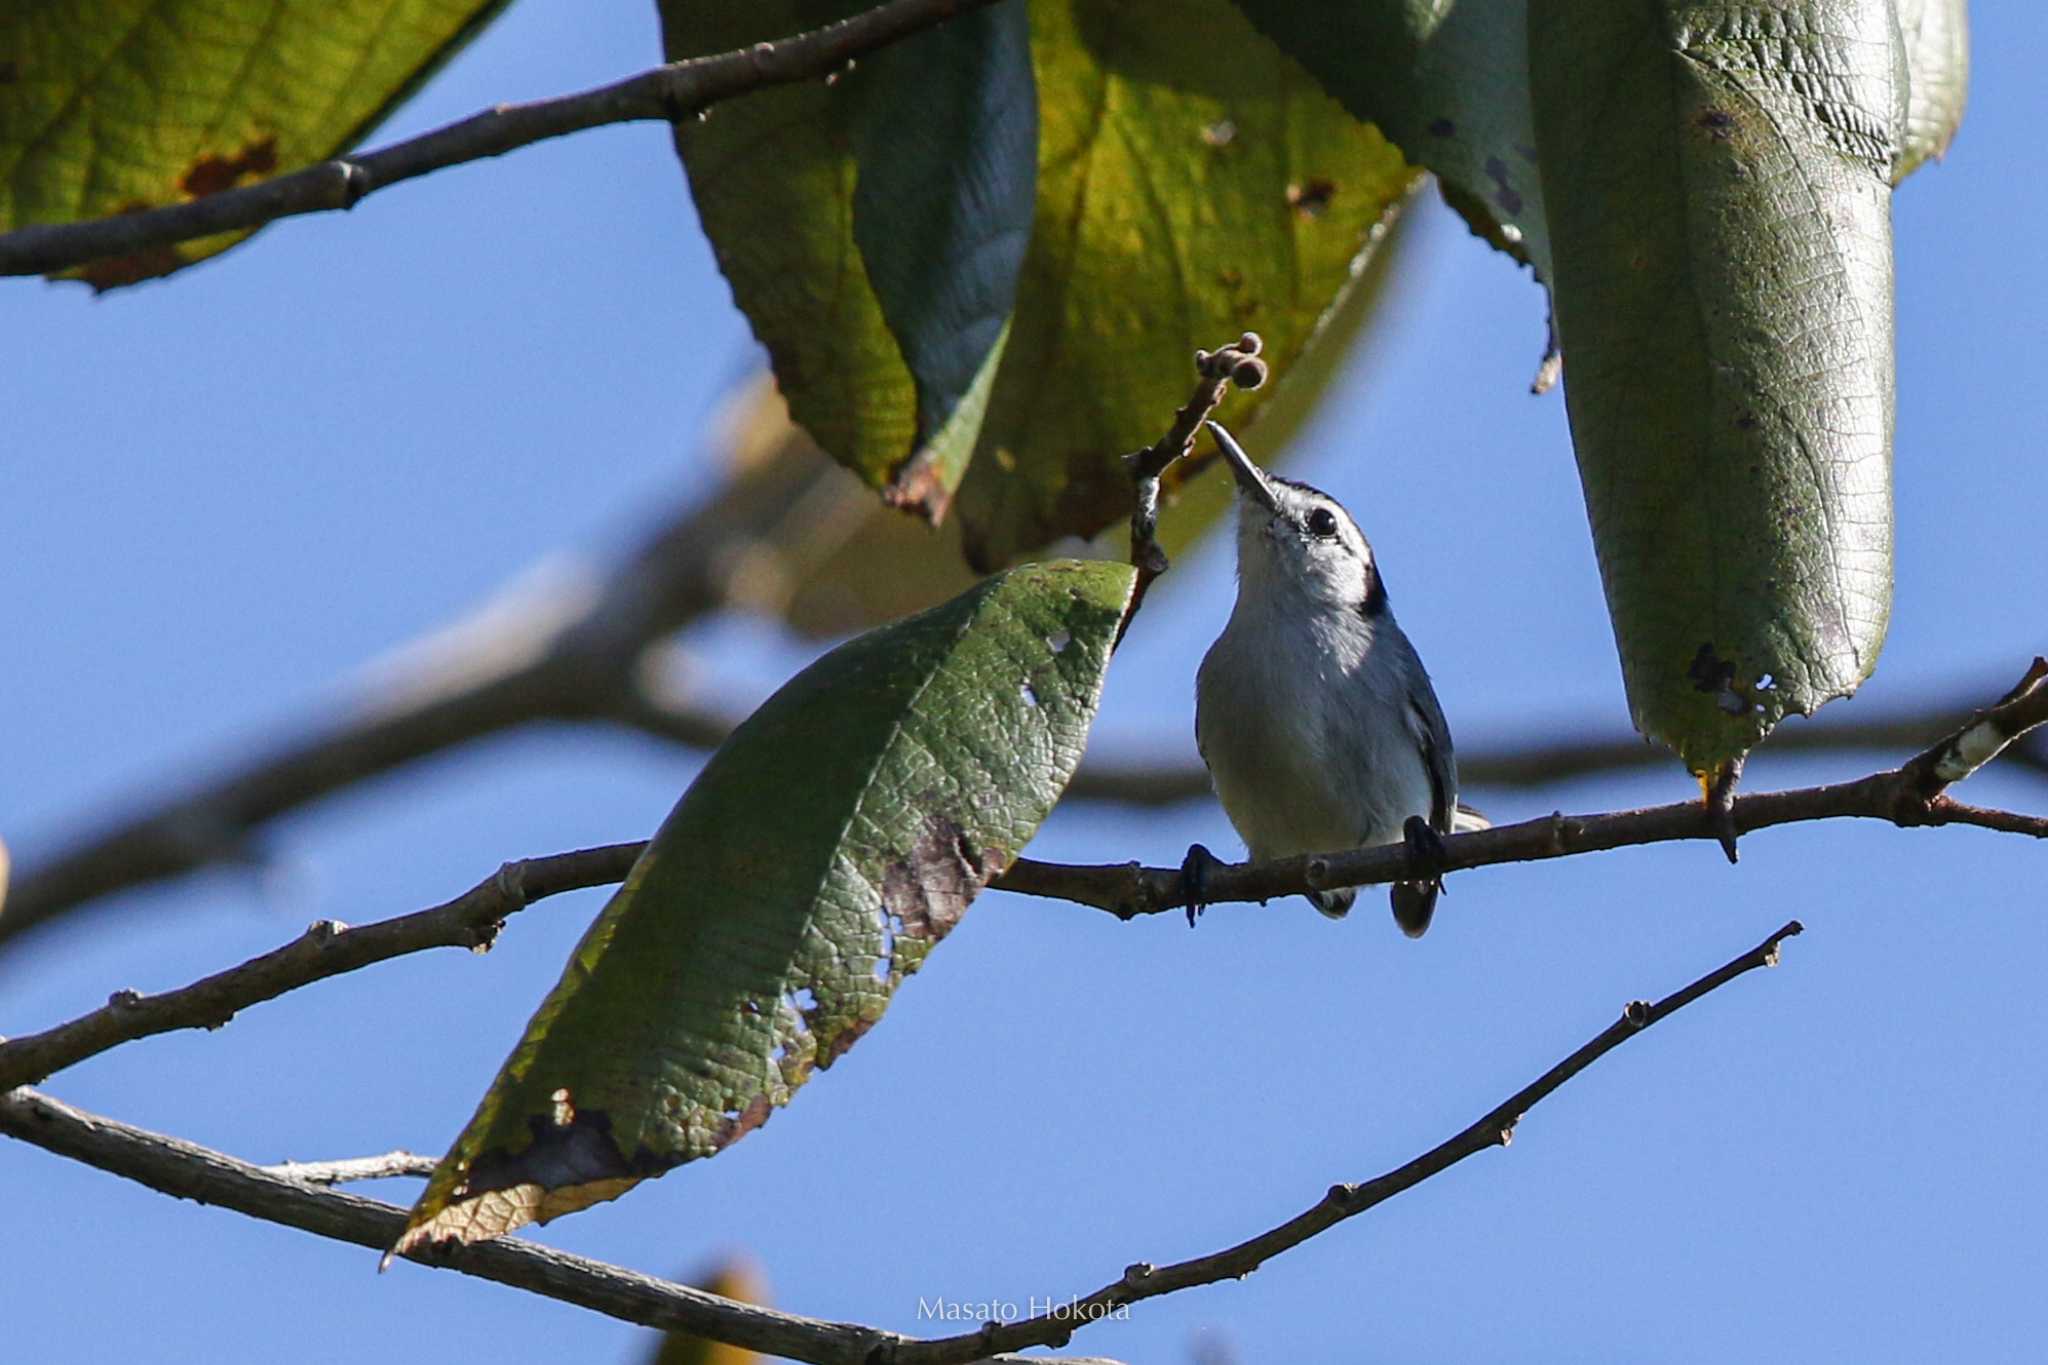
0 1087 1117 1365
1 918 1797 1364
0 844 641 1091
889 920 1803 1361
1124 333 1267 585
0 0 1004 280
993 662 2048 917
261 1151 441 1184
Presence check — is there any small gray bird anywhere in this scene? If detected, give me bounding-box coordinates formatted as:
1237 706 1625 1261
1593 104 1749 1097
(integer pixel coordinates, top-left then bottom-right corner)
1192 421 1482 935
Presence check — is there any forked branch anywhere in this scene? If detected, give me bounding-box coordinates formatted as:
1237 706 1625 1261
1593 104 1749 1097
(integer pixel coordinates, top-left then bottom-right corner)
997 660 2048 917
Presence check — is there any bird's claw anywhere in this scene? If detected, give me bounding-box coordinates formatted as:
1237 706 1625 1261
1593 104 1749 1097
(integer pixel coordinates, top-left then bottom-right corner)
1402 815 1449 894
1179 843 1224 927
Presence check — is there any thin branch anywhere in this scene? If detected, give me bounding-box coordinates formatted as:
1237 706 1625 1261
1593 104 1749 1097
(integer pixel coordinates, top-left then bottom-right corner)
0 844 641 1091
994 773 2047 915
1125 333 1267 584
993 663 2048 917
0 920 1797 1364
0 0 1003 280
890 921 1803 1361
0 1087 1117 1365
263 1151 441 1184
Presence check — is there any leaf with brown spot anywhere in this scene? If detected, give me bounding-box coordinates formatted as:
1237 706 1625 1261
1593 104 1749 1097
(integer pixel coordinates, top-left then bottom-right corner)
1531 0 1915 773
393 560 1136 1257
951 0 1419 568
179 137 279 198
0 0 511 288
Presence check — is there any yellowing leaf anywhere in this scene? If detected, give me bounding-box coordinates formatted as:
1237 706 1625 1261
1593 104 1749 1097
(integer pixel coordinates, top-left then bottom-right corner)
0 0 509 286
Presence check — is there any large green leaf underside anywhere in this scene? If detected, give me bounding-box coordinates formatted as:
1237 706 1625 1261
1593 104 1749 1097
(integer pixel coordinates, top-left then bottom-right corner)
953 0 1419 569
0 0 507 288
664 0 1036 521
1228 0 1552 278
394 560 1137 1255
1531 0 1899 773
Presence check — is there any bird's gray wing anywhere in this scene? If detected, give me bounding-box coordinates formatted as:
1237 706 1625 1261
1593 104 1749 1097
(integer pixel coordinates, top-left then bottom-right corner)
1405 685 1457 836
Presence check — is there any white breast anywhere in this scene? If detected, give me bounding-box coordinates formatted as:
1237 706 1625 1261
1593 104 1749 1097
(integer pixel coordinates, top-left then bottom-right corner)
1196 603 1433 864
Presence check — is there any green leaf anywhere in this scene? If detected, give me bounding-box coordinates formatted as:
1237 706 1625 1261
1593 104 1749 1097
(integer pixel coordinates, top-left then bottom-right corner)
0 0 508 288
952 0 1420 568
1894 0 1968 181
663 0 1037 521
1227 0 1550 277
851 2 1037 514
1530 0 1902 774
393 560 1137 1254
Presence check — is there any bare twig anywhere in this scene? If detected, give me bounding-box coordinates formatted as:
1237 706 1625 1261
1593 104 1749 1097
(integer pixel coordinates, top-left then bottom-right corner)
995 767 2047 916
0 0 1003 280
1897 657 2048 793
263 1151 441 1184
995 663 2048 916
0 845 640 1091
892 921 1803 1360
0 919 1796 1363
1125 333 1268 586
0 1088 1116 1365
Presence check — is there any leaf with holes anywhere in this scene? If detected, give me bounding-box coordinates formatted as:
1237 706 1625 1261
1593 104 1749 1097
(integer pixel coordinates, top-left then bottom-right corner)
663 0 1037 521
1530 0 1915 774
391 560 1136 1256
0 0 509 288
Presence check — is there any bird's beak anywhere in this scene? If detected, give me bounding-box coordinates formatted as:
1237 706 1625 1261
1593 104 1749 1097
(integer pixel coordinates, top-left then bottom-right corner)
1206 420 1280 513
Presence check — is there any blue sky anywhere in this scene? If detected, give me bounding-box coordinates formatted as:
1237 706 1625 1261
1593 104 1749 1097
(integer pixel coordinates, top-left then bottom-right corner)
6 4 2044 1362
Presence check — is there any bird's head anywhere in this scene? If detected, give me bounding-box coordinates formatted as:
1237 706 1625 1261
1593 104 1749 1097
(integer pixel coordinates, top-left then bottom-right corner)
1207 420 1386 619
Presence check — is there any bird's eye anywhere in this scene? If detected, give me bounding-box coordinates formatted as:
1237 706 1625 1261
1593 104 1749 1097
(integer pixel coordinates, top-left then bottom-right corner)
1306 507 1339 538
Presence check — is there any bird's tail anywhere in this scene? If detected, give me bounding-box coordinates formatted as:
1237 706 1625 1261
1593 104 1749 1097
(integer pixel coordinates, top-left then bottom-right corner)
1452 802 1490 833
1389 880 1439 937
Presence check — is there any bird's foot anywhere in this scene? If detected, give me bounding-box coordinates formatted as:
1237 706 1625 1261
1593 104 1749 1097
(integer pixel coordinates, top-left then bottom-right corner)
1179 843 1225 928
1393 817 1450 938
1402 815 1449 889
